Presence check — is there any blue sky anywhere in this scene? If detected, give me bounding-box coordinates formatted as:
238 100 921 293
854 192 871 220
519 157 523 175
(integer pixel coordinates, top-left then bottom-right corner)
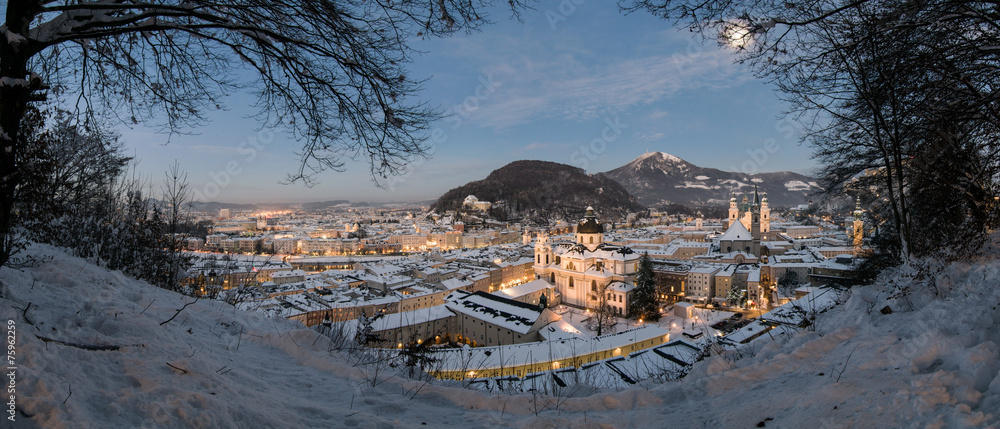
121 2 816 204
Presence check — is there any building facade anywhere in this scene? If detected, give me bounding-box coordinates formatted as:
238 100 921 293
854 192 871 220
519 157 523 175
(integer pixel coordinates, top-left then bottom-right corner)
533 207 641 310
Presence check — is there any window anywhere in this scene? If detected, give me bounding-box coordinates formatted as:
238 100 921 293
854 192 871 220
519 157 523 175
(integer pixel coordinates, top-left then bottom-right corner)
591 280 597 292
568 277 574 288
589 236 594 244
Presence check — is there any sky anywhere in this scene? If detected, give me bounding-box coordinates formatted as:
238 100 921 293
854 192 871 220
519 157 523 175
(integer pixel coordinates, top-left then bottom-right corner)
118 2 817 204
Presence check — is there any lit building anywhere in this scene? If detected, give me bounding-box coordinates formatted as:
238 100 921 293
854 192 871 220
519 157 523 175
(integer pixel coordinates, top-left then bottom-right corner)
462 195 493 211
727 188 770 233
533 207 641 310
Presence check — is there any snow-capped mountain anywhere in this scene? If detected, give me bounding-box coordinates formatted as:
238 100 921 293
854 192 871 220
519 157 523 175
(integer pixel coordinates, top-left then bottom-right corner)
603 152 821 207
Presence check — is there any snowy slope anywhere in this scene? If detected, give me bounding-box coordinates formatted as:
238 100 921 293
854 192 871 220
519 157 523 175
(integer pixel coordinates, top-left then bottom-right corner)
2 243 998 428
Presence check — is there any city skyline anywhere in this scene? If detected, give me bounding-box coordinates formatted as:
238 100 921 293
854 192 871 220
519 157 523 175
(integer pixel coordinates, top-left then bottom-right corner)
122 2 816 204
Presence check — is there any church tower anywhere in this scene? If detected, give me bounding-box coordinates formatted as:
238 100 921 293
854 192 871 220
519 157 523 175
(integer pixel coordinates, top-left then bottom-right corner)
761 191 770 233
534 232 553 267
576 207 605 251
853 196 864 249
751 186 762 256
728 192 739 227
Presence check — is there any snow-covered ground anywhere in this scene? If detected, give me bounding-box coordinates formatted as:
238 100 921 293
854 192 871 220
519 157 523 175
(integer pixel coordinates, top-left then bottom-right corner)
1 243 998 428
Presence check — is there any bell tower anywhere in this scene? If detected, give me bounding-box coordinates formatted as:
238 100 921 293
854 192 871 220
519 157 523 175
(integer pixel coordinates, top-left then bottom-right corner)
728 192 739 227
751 186 761 256
761 191 770 233
534 232 553 266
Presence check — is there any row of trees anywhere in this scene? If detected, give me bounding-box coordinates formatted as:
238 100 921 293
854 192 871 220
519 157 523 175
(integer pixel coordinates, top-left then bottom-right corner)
15 106 193 290
627 0 1000 261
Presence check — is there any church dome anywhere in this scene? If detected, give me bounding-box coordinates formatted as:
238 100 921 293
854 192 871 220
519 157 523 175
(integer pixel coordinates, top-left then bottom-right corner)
577 206 604 234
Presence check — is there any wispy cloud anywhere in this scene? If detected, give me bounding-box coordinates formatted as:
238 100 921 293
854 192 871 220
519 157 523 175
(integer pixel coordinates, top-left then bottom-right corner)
463 35 751 129
508 141 561 156
635 132 666 142
190 144 241 155
646 109 671 121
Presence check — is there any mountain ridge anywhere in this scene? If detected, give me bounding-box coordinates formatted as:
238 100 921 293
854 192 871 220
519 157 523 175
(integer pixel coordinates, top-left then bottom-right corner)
603 151 820 208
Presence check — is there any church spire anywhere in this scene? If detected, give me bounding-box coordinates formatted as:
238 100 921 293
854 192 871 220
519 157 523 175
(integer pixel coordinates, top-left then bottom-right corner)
752 185 760 213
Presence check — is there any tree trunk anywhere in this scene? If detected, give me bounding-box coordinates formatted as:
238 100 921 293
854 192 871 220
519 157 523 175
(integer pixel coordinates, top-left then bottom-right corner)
0 1 43 267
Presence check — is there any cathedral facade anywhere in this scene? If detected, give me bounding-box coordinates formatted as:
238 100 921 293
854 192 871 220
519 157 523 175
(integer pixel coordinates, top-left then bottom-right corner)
727 188 770 233
719 187 766 258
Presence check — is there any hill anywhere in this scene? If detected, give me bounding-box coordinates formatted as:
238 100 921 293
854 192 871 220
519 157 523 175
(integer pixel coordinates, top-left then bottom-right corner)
603 152 821 208
2 243 998 427
433 160 643 221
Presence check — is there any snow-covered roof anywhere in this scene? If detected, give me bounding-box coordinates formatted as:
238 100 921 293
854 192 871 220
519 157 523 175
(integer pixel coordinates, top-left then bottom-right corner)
689 266 722 275
719 221 752 241
430 325 670 373
357 305 455 336
558 243 640 262
272 270 306 278
538 319 585 341
445 290 545 334
494 279 553 299
608 282 635 293
439 277 472 291
760 287 839 326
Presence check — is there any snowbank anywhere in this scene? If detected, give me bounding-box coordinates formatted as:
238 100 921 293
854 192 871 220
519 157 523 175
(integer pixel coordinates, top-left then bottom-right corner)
1 243 997 427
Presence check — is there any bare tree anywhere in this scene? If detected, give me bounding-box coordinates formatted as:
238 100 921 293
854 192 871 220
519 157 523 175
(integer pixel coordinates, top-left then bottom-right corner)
625 0 1000 260
160 160 191 290
586 285 618 336
0 0 530 268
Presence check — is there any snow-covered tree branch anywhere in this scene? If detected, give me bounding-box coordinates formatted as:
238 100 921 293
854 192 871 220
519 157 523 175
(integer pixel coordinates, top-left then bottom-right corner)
0 0 531 268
